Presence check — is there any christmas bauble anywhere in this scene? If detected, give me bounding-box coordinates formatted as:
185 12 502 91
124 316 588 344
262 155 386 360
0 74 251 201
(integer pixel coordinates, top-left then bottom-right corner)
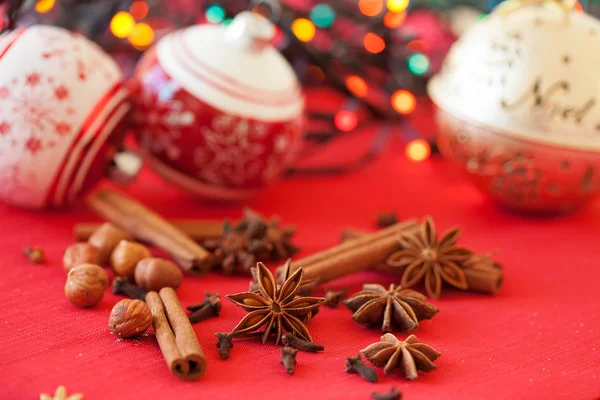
428 0 600 212
0 25 131 209
130 12 304 200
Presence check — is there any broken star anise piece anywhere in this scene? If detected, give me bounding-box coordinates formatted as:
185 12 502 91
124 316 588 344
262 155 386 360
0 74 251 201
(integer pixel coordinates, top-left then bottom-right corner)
244 208 301 260
361 333 441 380
386 216 473 300
204 220 269 275
226 262 325 345
343 283 438 333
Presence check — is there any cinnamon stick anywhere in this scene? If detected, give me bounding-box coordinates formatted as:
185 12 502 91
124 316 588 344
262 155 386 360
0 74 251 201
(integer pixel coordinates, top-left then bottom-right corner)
86 189 212 275
74 220 225 242
278 220 419 285
146 289 207 381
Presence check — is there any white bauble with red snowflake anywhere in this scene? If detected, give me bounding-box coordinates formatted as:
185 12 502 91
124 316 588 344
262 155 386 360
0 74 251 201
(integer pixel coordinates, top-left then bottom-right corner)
130 12 304 200
0 25 130 209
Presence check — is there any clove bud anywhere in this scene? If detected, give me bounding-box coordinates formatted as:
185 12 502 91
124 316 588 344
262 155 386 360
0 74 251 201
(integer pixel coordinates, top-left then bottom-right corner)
346 354 378 383
281 333 324 353
187 293 221 324
280 347 298 375
112 277 148 301
324 288 348 308
376 212 399 228
215 332 233 360
24 246 45 264
371 387 402 400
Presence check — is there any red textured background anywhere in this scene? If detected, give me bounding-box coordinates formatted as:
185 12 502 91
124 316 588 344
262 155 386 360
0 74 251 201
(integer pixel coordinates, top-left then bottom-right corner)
1 91 600 400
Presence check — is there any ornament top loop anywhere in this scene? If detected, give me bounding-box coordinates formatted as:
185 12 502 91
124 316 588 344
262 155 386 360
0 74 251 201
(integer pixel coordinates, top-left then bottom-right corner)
497 0 577 21
224 11 275 52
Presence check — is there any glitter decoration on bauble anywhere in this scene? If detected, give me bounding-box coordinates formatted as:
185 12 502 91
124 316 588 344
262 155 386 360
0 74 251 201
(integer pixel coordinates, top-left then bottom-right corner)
428 0 600 213
129 11 304 200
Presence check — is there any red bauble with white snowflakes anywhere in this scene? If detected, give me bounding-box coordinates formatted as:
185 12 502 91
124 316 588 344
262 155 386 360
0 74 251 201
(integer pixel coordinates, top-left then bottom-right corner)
130 12 304 200
0 25 130 209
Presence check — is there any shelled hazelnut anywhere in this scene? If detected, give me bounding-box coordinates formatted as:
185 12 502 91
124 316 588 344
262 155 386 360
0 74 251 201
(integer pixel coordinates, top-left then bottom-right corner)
134 258 183 292
64 263 109 308
108 299 152 338
111 241 151 281
63 243 100 273
88 223 132 265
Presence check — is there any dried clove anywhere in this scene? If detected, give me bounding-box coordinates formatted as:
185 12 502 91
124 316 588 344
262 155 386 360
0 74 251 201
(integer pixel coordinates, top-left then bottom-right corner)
24 246 45 264
324 288 348 308
371 387 402 400
215 332 233 359
280 347 298 375
187 293 221 324
346 354 378 383
281 333 324 352
112 277 148 301
376 212 399 228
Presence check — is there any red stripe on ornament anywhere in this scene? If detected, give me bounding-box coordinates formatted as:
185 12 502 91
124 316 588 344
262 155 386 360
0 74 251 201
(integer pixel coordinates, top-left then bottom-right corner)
177 31 300 101
44 83 125 207
170 35 300 107
0 28 26 61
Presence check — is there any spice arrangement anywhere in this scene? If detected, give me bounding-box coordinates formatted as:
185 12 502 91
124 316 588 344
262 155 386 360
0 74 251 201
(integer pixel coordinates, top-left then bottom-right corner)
49 188 504 394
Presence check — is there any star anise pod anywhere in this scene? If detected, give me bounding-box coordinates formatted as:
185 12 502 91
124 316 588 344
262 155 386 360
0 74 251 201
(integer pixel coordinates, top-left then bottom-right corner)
343 283 438 332
226 262 325 345
250 259 319 297
204 220 269 275
361 333 441 380
244 208 301 260
386 216 473 299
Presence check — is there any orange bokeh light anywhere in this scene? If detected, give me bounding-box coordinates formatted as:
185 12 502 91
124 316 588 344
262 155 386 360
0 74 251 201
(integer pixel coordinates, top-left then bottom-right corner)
383 11 406 28
346 75 368 98
358 0 383 17
35 0 55 13
128 22 154 49
130 1 149 20
391 89 416 114
364 32 386 54
406 39 428 53
406 139 431 162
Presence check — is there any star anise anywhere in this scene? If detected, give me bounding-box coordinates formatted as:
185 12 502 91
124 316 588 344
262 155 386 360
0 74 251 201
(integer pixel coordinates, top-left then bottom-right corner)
343 283 438 332
244 208 301 260
226 262 325 345
249 259 319 297
386 216 473 299
204 220 269 275
361 333 441 380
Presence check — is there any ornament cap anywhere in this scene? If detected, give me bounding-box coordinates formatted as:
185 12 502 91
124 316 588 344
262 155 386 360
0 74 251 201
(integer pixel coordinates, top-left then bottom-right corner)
224 11 275 52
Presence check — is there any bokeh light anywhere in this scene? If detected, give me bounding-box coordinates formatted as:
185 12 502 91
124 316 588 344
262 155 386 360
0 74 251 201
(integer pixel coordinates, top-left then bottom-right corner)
406 139 431 162
128 22 154 48
346 75 368 98
305 65 325 84
359 0 383 17
130 1 149 20
35 0 55 13
292 18 316 42
334 110 358 132
206 4 226 24
110 12 136 39
310 4 336 28
383 11 406 28
391 90 416 114
364 32 385 54
387 0 409 13
407 53 430 75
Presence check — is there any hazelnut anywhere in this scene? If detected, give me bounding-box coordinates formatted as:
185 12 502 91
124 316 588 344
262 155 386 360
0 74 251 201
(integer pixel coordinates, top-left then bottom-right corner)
110 241 151 281
88 223 132 265
63 243 100 273
134 258 183 292
108 299 152 338
64 263 109 308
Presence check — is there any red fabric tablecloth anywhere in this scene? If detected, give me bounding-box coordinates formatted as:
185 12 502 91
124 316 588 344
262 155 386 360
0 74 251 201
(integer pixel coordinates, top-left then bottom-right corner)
1 105 600 400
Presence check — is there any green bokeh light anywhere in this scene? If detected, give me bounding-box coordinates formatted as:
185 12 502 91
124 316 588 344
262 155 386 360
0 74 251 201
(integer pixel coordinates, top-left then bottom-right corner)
206 4 226 24
408 53 430 76
222 18 233 26
310 4 336 29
